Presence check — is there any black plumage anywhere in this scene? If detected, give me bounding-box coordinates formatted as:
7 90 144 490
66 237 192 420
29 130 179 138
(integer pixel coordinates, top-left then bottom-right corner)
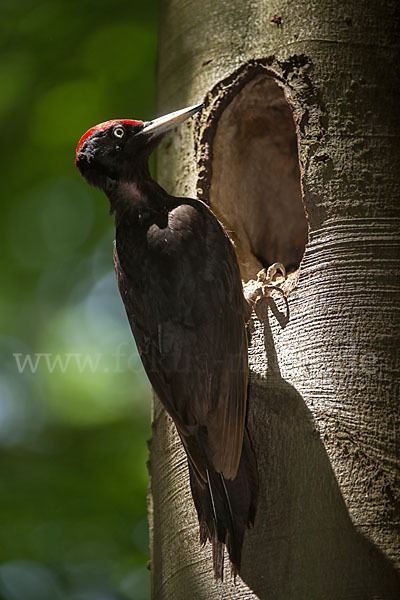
75 105 258 578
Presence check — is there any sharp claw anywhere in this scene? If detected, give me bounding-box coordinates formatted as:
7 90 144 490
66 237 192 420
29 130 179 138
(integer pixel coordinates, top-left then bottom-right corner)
257 262 287 284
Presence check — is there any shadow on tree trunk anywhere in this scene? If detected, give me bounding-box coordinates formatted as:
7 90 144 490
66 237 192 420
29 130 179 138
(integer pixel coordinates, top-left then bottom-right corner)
240 312 400 599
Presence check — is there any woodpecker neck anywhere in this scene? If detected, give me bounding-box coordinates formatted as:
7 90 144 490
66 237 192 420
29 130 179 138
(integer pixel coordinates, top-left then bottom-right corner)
106 161 170 218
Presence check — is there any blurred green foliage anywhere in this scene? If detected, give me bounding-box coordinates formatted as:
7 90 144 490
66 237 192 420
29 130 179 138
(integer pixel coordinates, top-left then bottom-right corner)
0 1 158 598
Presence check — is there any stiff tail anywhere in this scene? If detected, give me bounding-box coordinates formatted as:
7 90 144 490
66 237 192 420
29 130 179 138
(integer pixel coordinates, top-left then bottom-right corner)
189 428 258 580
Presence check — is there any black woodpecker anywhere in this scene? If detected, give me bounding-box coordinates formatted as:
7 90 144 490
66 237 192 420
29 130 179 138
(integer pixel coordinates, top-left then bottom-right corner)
75 104 258 579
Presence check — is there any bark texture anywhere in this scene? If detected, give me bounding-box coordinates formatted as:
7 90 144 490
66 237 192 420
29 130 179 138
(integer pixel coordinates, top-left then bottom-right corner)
148 1 400 598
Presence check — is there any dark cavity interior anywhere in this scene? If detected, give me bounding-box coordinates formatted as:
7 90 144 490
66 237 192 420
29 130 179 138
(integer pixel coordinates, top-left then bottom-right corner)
209 74 308 281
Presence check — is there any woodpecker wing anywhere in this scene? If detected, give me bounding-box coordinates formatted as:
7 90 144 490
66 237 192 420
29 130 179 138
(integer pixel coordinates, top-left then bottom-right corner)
113 198 248 481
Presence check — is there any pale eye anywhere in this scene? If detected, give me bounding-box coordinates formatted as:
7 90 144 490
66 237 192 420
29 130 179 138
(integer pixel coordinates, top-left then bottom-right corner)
113 126 125 138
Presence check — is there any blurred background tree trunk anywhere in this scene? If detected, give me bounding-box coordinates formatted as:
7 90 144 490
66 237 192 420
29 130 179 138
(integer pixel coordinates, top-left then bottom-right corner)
148 0 400 598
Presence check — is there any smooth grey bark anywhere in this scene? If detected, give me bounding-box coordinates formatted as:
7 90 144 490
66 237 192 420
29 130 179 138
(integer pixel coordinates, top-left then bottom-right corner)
148 1 400 598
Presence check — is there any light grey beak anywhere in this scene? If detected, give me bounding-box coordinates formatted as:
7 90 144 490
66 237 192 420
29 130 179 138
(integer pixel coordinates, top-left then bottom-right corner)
141 103 202 138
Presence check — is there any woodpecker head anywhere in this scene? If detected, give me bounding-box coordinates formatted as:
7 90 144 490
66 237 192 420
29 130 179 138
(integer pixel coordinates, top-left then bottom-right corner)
75 103 202 189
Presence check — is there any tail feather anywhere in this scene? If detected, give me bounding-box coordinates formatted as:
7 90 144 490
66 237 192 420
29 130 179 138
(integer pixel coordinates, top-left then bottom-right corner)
189 428 258 579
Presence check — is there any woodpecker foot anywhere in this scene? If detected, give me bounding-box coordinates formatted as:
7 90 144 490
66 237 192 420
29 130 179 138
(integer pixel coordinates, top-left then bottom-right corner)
258 262 286 286
246 262 289 326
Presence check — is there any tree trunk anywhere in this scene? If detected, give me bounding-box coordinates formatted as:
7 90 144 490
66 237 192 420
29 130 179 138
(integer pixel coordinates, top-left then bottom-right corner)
148 1 400 598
